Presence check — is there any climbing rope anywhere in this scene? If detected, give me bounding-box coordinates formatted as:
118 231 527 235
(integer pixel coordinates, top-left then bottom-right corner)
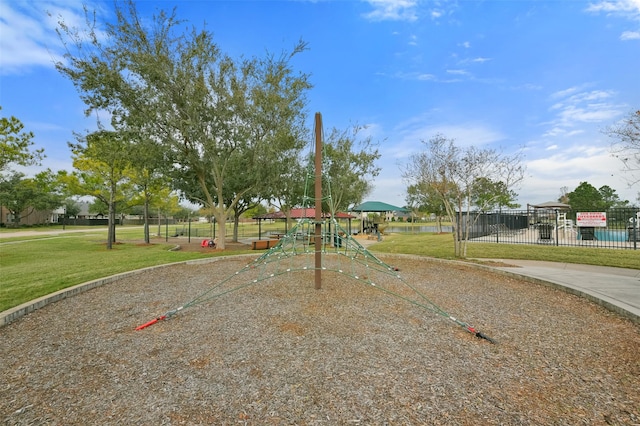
137 116 494 342
136 218 496 343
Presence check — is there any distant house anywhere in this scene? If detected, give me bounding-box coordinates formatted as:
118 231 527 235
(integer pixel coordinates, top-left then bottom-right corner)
52 201 104 220
0 205 52 226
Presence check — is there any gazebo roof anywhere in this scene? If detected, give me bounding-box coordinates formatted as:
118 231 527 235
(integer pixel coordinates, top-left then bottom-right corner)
350 201 410 213
529 201 571 209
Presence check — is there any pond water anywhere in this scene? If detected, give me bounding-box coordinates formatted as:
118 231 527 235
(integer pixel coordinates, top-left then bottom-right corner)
384 225 453 233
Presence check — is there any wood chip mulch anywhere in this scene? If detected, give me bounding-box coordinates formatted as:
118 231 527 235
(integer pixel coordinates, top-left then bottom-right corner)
1 254 638 425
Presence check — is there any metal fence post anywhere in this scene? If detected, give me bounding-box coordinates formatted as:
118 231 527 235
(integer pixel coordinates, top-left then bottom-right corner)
554 209 559 246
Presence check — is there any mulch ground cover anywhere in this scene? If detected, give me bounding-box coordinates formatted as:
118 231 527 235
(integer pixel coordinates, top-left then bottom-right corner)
1 254 638 425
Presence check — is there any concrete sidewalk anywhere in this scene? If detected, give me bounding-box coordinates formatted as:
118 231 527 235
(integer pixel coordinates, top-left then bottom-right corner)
482 259 640 324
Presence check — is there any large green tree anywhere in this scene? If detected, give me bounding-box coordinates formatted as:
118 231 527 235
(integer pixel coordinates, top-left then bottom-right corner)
568 182 629 212
124 132 169 244
470 177 520 211
55 1 311 249
0 107 44 174
405 182 447 231
64 130 132 248
598 185 629 209
320 125 381 216
567 181 604 212
266 154 307 229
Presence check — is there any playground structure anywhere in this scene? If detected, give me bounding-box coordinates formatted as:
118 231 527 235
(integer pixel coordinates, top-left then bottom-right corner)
136 113 495 342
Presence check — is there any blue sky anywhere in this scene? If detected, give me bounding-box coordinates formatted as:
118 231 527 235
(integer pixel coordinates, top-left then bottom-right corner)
1 0 639 208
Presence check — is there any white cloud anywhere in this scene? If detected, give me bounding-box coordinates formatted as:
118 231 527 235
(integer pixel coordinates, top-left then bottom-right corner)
621 30 640 39
446 69 469 75
458 57 492 65
391 71 436 81
363 0 419 22
550 86 582 99
521 81 637 204
0 2 58 73
0 0 104 75
558 104 621 123
511 83 543 91
544 87 626 136
586 0 640 15
367 172 407 205
383 116 506 161
362 0 456 23
520 144 637 204
586 1 640 41
567 89 615 103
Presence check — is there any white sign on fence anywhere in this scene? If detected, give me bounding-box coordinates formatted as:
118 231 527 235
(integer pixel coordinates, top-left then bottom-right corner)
576 212 607 227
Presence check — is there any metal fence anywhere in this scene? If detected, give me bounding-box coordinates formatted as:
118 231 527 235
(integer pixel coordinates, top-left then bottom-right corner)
458 207 640 250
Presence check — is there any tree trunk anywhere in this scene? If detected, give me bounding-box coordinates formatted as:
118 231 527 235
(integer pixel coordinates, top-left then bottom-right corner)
284 210 293 233
214 211 226 249
454 207 463 257
232 214 240 242
112 202 117 244
107 189 115 250
143 192 150 244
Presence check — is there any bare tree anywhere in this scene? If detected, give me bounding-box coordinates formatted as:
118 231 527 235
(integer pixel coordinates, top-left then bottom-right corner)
606 110 640 200
402 134 525 257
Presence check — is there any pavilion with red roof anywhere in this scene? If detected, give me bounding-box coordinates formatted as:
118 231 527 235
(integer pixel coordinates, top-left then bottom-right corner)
252 208 356 239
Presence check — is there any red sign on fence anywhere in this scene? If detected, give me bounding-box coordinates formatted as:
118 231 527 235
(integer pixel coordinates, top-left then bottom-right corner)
576 212 607 227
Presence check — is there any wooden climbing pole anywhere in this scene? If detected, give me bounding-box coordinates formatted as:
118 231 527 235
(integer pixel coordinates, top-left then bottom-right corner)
314 112 323 290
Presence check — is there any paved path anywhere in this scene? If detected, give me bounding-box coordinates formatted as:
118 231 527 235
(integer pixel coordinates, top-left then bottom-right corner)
481 259 640 324
0 229 101 239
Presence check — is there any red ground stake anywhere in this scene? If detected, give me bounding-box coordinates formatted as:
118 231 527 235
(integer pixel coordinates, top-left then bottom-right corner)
135 315 166 331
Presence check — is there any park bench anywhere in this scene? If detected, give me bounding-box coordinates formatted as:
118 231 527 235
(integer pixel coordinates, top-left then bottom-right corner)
251 239 279 250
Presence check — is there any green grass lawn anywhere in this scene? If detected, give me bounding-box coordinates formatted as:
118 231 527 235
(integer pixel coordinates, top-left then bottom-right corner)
373 233 640 269
0 228 229 312
1 226 638 313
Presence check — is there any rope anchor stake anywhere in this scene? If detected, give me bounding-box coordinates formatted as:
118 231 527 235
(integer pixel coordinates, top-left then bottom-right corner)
135 307 183 330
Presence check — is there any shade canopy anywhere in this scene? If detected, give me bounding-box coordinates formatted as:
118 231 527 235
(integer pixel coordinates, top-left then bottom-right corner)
529 201 571 209
350 201 410 213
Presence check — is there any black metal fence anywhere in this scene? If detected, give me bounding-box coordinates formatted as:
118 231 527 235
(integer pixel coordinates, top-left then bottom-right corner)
457 207 640 250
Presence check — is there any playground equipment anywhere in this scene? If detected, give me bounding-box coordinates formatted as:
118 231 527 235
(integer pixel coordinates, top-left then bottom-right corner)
136 113 496 343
